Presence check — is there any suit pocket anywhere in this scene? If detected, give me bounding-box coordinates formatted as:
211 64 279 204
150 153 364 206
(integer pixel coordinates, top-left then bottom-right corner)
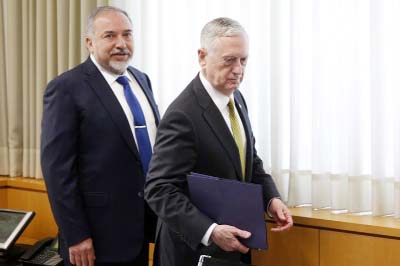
83 192 108 207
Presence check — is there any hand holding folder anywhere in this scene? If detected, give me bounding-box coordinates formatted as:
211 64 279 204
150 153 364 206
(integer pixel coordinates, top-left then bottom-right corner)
187 173 267 250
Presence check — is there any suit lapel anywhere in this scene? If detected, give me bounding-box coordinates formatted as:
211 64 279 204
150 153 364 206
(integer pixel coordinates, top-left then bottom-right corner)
193 76 243 180
83 58 141 159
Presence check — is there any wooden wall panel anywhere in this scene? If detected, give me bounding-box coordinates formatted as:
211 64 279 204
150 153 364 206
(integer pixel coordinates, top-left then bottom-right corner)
2 178 156 264
7 187 57 243
0 191 6 208
149 243 154 266
4 178 400 266
0 178 7 207
252 223 319 266
320 230 400 266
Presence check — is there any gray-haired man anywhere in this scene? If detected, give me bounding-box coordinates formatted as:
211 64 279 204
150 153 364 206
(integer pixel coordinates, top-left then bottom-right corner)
145 17 292 266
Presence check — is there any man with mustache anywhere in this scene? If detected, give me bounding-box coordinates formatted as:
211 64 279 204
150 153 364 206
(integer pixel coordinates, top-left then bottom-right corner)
41 6 159 266
145 17 293 266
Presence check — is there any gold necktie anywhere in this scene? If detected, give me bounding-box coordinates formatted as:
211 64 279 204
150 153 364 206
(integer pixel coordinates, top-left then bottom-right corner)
228 99 246 180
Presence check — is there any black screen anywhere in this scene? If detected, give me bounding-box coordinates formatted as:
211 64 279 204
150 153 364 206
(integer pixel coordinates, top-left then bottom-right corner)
0 212 25 243
0 209 34 251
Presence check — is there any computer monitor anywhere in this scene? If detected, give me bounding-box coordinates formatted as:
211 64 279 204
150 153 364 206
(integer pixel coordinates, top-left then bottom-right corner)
0 209 35 251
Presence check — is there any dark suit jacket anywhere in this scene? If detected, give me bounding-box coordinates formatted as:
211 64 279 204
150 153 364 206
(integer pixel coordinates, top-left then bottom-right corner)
144 74 280 266
41 58 160 264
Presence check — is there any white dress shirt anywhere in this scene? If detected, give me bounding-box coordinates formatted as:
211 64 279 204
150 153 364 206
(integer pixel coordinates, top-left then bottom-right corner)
199 72 247 149
90 55 157 150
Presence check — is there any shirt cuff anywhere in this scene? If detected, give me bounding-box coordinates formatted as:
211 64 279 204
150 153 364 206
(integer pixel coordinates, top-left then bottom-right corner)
201 223 218 246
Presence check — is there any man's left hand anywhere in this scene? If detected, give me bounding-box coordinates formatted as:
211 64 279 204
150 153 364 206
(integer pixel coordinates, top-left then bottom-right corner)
268 198 293 232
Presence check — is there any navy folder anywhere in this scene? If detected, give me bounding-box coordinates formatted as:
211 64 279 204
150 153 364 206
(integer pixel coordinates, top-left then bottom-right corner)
187 172 267 250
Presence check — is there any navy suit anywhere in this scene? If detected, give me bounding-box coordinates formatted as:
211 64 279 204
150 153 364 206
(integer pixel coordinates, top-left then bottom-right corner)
145 74 280 266
41 58 160 264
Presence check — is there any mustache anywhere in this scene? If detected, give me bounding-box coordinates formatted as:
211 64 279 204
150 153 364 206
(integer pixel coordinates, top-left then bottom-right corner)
110 49 131 56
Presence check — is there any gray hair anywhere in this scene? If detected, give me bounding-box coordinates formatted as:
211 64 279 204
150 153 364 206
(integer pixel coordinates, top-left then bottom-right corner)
200 17 247 50
86 6 132 37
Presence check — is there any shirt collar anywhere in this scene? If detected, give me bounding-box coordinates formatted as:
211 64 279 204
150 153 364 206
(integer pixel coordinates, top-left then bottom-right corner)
90 54 132 85
199 71 234 112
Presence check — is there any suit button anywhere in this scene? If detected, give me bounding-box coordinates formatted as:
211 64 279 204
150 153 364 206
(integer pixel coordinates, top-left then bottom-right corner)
138 191 144 198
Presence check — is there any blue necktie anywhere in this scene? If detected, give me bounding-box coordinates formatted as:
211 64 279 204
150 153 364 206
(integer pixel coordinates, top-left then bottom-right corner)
116 76 152 175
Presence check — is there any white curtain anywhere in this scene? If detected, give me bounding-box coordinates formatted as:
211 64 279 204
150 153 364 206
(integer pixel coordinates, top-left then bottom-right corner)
0 0 108 178
116 0 400 217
